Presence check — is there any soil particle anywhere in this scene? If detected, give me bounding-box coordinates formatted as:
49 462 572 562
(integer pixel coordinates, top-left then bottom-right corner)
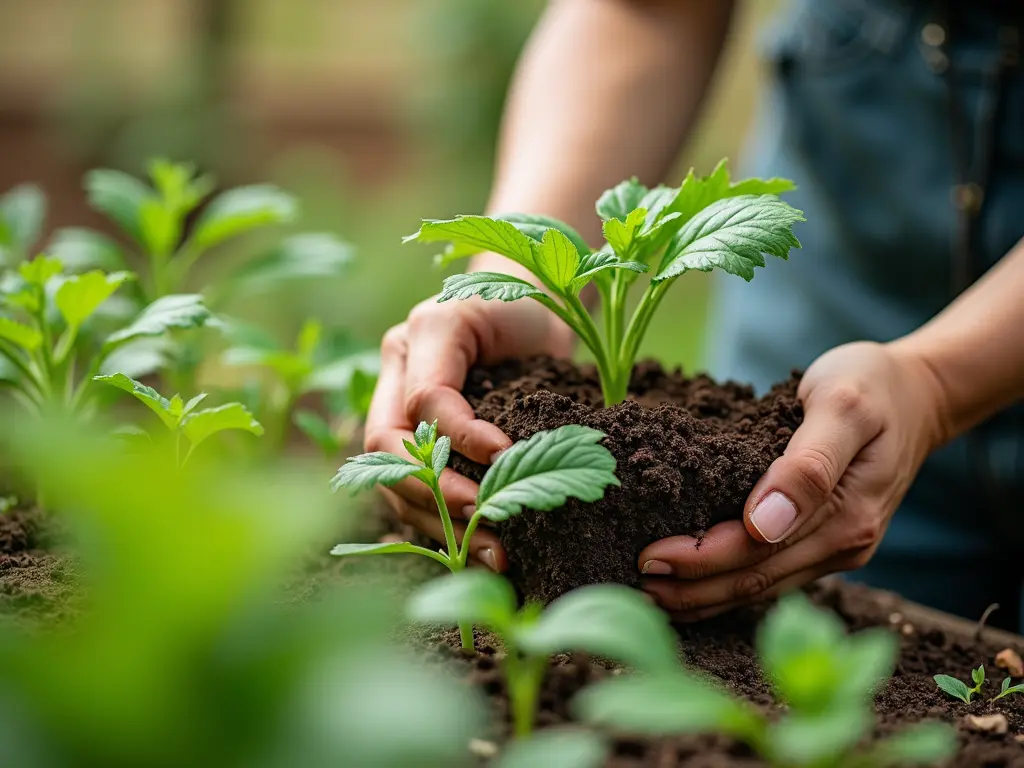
0 507 77 625
452 357 802 603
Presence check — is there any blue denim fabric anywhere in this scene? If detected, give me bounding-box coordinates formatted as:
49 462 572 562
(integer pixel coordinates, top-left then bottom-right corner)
708 0 1024 627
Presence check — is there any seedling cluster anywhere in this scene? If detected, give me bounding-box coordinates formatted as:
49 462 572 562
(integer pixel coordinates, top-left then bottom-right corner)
406 161 804 405
935 665 1024 704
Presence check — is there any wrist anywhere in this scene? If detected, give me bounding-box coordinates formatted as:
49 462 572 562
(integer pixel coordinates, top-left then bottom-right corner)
886 338 957 452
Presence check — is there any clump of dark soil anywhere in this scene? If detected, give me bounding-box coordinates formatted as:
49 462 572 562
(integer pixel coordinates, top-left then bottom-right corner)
450 357 802 603
0 507 77 626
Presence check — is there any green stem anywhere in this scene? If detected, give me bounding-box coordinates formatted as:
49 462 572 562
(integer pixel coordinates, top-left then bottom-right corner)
0 340 45 401
457 512 483 568
562 293 620 406
615 281 670 401
504 649 544 739
430 479 474 650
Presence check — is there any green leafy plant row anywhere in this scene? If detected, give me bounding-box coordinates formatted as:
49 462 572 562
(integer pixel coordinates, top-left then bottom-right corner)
406 160 804 405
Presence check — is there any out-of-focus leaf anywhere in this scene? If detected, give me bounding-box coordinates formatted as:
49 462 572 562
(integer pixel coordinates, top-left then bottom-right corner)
408 570 518 631
180 403 264 451
84 169 156 244
0 184 46 257
497 730 607 768
220 232 352 299
93 372 177 430
55 270 132 332
191 185 298 251
103 294 210 352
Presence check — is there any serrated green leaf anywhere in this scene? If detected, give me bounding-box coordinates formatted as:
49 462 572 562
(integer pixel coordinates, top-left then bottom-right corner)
575 671 760 738
404 216 537 271
517 585 678 674
638 185 680 224
48 228 127 272
407 570 518 631
222 232 352 298
476 425 618 522
431 436 451 477
55 270 132 331
293 409 340 457
180 403 264 450
0 184 46 255
656 195 804 283
933 675 971 703
769 707 870 766
534 228 581 290
191 185 298 251
331 452 425 494
19 255 63 287
498 213 591 255
0 317 42 351
666 159 797 224
84 169 156 244
331 542 427 558
103 294 211 351
496 730 606 768
569 248 647 292
603 207 647 258
438 272 545 303
872 722 957 766
93 372 177 431
596 178 648 222
972 665 985 686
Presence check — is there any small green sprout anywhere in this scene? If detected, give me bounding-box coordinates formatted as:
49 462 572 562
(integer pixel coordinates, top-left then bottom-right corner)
409 569 678 740
934 665 986 704
576 593 957 767
992 676 1024 702
330 423 619 650
95 372 263 468
405 160 804 406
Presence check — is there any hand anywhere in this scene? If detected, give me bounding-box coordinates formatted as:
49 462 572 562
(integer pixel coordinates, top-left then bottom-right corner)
638 341 950 621
366 292 575 571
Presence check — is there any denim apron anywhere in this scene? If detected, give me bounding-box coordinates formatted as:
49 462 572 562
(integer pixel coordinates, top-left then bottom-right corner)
709 0 1024 628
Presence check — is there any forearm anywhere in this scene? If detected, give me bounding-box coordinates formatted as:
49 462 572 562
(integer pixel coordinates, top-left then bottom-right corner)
892 239 1024 445
472 0 735 277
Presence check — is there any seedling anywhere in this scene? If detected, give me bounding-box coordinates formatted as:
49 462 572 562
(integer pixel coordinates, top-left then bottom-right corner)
0 254 210 418
576 593 957 767
934 666 986 704
936 665 1024 704
221 318 378 456
409 569 679 739
95 372 263 468
330 423 619 650
405 160 803 405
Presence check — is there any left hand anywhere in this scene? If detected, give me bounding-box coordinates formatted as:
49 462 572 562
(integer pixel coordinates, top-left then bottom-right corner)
638 341 950 622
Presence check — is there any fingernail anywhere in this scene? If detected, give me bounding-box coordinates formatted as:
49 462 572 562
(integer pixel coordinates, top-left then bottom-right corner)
478 548 498 572
489 449 508 464
641 559 672 575
750 491 798 543
461 504 477 519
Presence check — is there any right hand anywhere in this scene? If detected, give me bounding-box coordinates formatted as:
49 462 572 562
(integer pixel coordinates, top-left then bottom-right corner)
366 293 574 571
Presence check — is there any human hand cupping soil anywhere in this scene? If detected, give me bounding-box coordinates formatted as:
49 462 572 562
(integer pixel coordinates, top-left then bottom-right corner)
365 293 575 571
638 341 949 621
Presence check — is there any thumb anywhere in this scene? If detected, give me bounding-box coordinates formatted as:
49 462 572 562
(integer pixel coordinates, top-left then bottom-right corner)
744 387 880 543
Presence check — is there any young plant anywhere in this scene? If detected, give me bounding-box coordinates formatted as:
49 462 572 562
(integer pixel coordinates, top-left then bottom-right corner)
576 593 957 767
992 676 1024 702
221 318 378 456
934 666 986 704
0 254 210 418
405 160 804 405
330 422 619 650
408 569 679 739
95 372 263 468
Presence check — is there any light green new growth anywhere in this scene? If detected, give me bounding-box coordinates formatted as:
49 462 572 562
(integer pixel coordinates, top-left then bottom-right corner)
408 570 678 740
95 373 263 468
936 664 1024 704
993 675 1024 702
330 422 619 650
576 593 957 768
405 160 804 406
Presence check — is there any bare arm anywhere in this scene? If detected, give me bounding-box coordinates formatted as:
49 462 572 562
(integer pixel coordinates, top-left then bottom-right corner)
474 0 736 277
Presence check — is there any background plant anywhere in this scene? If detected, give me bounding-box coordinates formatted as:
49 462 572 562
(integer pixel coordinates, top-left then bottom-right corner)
330 422 619 650
409 569 679 741
576 592 957 767
405 160 803 405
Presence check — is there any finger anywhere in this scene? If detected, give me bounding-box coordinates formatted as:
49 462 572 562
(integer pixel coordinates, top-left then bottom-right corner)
642 527 837 614
379 488 507 572
404 302 512 465
366 324 412 445
638 521 777 579
667 566 829 623
744 383 882 543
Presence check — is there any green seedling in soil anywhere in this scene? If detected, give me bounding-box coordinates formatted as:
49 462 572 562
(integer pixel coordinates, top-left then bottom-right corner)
405 160 804 406
221 318 378 456
409 569 679 740
936 665 1024 704
331 423 619 650
0 253 210 418
95 372 263 468
576 592 957 767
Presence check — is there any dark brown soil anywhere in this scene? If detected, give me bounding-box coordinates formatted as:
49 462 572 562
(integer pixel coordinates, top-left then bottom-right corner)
426 580 1024 767
451 357 802 603
0 507 78 626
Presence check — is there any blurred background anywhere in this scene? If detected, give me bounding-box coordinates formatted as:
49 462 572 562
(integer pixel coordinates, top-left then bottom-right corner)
0 0 779 373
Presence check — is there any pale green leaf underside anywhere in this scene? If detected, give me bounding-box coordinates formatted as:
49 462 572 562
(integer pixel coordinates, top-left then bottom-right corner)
596 178 647 222
330 452 423 494
191 185 298 250
406 216 537 272
438 272 544 303
656 195 804 283
769 708 870 766
180 403 264 449
330 542 424 558
407 569 517 630
476 425 618 522
103 294 211 351
0 317 42 351
496 730 607 768
94 372 177 430
871 722 957 765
